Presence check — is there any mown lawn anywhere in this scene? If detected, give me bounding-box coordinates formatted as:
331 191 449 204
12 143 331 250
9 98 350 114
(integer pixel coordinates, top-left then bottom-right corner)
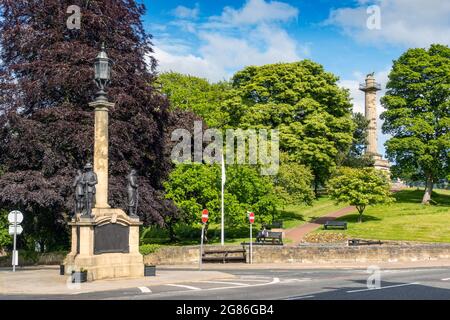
279 196 349 229
313 189 450 243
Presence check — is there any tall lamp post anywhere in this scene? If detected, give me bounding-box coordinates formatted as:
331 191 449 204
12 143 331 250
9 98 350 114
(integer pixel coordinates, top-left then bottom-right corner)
89 43 114 209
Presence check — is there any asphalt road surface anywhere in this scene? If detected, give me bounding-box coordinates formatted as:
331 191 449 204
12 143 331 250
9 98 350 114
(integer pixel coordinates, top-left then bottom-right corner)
2 267 450 300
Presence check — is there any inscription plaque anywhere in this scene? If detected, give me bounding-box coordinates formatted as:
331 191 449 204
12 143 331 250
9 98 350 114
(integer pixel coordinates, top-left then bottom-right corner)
94 223 129 254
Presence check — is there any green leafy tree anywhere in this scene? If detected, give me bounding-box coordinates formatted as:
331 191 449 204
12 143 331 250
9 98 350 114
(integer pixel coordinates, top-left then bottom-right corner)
163 163 281 241
158 72 230 128
0 209 11 251
274 159 314 206
328 167 393 222
0 168 10 250
381 44 450 204
338 112 374 168
223 61 355 195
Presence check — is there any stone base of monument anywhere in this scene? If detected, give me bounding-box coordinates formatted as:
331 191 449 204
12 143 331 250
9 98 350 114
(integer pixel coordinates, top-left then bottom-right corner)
64 208 144 281
373 154 391 173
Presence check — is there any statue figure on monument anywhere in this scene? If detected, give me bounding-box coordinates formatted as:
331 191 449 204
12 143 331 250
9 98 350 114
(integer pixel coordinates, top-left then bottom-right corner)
73 169 85 214
127 169 138 217
82 163 98 216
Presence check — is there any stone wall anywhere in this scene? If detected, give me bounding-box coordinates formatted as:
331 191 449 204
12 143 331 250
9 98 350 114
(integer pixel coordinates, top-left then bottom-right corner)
143 245 245 265
0 251 67 267
143 243 450 265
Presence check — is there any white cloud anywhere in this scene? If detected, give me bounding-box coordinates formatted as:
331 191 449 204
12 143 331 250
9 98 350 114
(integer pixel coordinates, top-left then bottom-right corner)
198 24 300 71
208 0 298 27
326 0 450 47
153 46 226 81
154 0 304 82
171 4 200 20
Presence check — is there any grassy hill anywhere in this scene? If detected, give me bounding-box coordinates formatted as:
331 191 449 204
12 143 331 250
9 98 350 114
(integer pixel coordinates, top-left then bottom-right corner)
313 189 450 243
279 197 348 229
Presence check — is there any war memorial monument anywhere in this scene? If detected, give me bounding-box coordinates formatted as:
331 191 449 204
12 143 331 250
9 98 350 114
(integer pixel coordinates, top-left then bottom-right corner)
63 45 144 281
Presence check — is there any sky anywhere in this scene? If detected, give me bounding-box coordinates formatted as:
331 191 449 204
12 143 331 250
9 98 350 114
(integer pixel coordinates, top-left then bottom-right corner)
139 0 450 157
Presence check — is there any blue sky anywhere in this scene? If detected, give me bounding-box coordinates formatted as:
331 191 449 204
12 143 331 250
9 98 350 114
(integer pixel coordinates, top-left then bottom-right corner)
139 0 450 157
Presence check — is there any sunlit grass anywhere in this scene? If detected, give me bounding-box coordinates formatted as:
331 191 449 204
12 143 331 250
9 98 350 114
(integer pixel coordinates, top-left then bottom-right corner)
313 189 450 243
279 197 349 229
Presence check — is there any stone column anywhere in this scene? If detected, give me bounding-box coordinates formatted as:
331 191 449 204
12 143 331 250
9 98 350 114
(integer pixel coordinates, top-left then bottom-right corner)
360 74 381 157
88 100 115 209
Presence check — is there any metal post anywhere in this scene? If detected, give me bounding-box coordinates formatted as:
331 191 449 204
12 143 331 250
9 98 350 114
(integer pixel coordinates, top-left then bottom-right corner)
12 211 17 272
221 183 224 246
199 224 205 271
250 223 253 264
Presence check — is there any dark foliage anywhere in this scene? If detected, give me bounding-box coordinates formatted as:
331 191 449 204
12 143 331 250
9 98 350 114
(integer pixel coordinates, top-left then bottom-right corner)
0 0 195 249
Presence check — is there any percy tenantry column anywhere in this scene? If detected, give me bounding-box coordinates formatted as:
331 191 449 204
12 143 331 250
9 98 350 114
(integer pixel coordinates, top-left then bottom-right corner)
89 100 114 209
360 74 380 157
359 73 391 173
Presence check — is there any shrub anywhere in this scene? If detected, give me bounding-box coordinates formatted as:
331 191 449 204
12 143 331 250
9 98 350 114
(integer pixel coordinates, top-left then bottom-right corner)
139 244 161 255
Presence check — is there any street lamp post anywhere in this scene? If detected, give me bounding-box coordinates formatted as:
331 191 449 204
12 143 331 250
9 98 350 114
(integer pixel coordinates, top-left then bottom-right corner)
89 43 114 209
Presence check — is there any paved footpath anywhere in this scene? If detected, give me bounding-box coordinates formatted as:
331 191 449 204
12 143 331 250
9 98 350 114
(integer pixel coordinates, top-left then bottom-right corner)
284 206 356 245
0 266 234 295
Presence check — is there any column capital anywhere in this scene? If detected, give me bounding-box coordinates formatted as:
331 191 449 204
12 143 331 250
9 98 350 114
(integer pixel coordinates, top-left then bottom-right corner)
88 100 115 110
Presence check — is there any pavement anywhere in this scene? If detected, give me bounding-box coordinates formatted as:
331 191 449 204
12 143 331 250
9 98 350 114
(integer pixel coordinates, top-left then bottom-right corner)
1 260 450 300
0 266 234 295
284 205 355 245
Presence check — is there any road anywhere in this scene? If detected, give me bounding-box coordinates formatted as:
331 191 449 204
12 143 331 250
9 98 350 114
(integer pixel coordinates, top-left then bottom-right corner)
2 267 449 300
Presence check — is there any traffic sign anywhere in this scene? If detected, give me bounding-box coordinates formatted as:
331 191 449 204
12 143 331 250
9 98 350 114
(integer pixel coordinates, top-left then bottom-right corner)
248 212 255 224
9 225 23 235
201 209 209 224
8 211 23 224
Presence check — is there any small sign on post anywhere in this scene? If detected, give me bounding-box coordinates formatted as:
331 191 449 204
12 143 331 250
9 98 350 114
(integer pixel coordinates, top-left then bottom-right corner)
9 210 24 272
8 225 23 235
201 209 209 224
199 209 209 271
247 211 255 264
8 211 24 224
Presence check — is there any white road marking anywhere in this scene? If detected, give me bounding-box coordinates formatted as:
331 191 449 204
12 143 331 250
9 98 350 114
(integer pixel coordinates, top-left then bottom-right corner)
347 282 419 293
285 295 315 300
441 278 450 281
199 280 250 286
283 278 312 283
138 286 152 293
238 279 270 282
128 277 282 299
198 277 280 292
166 284 202 291
70 291 86 295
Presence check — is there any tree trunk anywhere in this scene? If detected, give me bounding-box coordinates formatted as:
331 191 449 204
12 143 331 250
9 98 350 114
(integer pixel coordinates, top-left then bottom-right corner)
356 205 365 223
168 222 176 242
422 175 434 204
314 180 319 198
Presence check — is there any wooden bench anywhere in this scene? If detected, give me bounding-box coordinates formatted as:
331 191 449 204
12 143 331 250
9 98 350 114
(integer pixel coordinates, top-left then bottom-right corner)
324 220 347 230
202 248 246 263
256 231 283 245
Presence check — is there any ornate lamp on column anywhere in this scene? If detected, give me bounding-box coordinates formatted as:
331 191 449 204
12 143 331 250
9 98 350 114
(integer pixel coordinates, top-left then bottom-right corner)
89 43 115 209
64 43 144 281
94 43 112 102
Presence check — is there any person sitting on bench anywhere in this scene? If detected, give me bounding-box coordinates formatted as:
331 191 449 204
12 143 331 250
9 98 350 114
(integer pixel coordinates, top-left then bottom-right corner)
256 225 271 243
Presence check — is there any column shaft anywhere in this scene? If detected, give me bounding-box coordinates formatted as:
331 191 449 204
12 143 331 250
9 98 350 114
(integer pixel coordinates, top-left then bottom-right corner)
89 100 115 209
